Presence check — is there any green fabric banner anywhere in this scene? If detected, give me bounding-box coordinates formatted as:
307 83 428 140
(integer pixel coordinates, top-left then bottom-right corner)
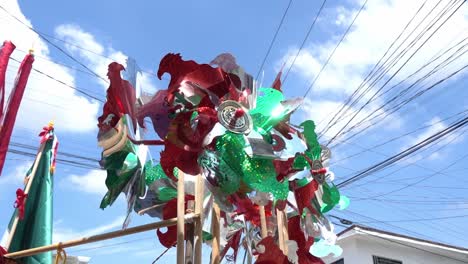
7 134 56 264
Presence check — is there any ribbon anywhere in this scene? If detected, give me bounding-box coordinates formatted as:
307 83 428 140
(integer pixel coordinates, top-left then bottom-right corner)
14 188 27 220
54 247 67 264
38 122 54 143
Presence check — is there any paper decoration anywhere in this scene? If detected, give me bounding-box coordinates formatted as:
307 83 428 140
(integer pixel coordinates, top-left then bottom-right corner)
96 53 348 262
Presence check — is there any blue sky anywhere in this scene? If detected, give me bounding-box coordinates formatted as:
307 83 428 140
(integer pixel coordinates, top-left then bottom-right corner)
0 0 468 263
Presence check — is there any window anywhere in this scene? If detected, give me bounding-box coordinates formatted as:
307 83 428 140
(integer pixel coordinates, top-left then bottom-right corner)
373 256 403 264
331 259 344 264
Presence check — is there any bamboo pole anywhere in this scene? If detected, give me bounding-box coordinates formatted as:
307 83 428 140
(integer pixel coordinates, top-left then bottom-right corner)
281 209 289 256
276 208 285 253
259 205 267 239
194 174 204 264
185 200 195 264
210 202 221 264
5 213 199 259
5 142 46 251
177 172 185 264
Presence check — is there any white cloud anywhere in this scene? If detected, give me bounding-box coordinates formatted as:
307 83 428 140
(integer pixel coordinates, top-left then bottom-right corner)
280 0 468 144
402 117 465 162
0 0 101 133
281 0 468 94
54 24 158 93
0 161 30 185
53 215 125 243
300 97 401 141
64 169 108 196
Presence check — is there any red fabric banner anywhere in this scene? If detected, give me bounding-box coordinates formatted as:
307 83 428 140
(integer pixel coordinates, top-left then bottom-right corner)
0 41 16 123
0 52 34 176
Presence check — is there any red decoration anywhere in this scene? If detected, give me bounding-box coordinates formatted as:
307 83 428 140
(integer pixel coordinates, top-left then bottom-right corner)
311 168 327 175
160 141 201 182
255 236 289 264
294 180 319 216
0 41 15 122
156 195 194 248
271 68 283 92
14 188 28 220
288 215 324 264
98 62 137 133
230 195 271 226
274 157 299 182
0 52 34 176
137 89 171 139
220 229 242 262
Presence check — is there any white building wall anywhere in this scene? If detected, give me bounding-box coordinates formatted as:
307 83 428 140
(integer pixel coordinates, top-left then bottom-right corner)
324 236 467 264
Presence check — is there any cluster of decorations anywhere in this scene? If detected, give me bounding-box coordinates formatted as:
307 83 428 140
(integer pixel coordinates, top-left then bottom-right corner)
96 53 349 263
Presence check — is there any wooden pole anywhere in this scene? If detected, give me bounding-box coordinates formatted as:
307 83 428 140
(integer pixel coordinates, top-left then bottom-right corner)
5 142 46 251
185 200 195 264
5 213 199 259
276 208 285 253
177 172 186 264
281 209 289 256
210 202 221 264
194 174 204 264
259 205 267 239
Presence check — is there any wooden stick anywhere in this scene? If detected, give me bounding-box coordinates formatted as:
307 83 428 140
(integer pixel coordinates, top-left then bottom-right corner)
5 142 46 251
211 202 221 264
185 201 195 264
5 213 199 259
137 203 165 215
177 172 186 264
276 208 285 253
194 174 204 264
281 209 289 256
259 205 267 239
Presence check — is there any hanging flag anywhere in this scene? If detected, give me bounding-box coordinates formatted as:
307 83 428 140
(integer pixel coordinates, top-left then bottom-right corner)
0 41 16 121
1 123 58 264
0 50 34 176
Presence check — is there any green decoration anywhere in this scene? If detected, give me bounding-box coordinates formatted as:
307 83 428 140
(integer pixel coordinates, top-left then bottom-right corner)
144 162 168 185
300 120 322 160
250 87 286 132
338 195 350 210
158 186 178 201
293 154 311 170
198 150 240 194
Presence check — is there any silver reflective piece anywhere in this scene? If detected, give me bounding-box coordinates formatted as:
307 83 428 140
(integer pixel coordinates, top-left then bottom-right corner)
320 145 331 167
247 137 276 159
312 160 325 184
217 100 253 134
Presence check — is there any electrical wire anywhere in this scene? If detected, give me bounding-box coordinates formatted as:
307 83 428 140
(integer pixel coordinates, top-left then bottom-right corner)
255 0 293 81
0 4 108 83
326 0 466 147
282 0 328 84
301 0 368 99
337 114 468 188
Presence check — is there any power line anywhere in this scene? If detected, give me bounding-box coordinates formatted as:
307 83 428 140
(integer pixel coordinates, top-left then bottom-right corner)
319 0 433 139
301 0 368 99
9 57 105 102
326 0 466 146
331 32 468 145
255 0 293 81
0 4 108 83
337 114 468 188
330 108 468 165
282 0 328 84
